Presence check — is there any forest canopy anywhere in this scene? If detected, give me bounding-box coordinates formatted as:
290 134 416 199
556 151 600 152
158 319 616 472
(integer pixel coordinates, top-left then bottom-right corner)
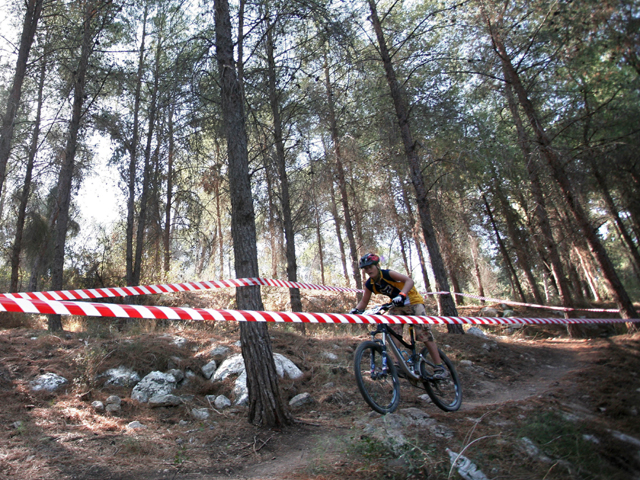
0 0 638 321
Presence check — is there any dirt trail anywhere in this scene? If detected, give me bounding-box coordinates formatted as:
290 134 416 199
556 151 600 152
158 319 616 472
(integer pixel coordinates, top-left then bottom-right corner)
0 326 638 480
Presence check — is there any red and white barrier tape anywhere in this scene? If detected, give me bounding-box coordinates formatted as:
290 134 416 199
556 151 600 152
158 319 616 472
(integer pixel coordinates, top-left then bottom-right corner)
0 277 623 315
0 277 361 302
0 296 636 325
424 291 619 313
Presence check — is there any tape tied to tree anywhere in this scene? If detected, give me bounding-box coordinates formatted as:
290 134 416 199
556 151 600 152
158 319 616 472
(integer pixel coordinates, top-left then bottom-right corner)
0 296 636 325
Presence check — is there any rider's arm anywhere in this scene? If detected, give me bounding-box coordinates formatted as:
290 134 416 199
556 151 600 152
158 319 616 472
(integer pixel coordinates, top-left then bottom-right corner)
387 270 414 296
354 288 372 311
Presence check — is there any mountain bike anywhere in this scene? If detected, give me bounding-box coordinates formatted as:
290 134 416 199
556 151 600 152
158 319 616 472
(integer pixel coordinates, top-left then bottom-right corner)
353 302 462 414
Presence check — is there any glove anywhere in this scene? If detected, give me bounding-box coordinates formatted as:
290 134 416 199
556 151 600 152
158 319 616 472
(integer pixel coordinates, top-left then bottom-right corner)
350 307 363 314
392 292 407 307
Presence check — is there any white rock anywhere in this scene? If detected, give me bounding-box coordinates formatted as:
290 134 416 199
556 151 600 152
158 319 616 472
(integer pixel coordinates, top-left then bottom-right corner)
273 353 303 379
321 352 338 361
234 371 247 400
289 392 314 408
212 354 245 381
202 360 217 379
91 401 104 412
102 366 140 387
167 369 184 383
131 371 177 403
105 395 121 406
214 395 231 409
192 408 210 420
127 421 146 429
30 373 68 392
149 394 182 407
467 327 487 338
446 448 489 480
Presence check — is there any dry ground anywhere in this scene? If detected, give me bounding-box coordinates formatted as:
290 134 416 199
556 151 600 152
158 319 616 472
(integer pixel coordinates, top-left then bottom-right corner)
0 292 638 479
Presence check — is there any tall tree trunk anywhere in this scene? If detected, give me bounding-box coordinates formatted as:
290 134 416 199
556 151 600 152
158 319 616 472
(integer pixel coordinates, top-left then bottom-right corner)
323 53 362 294
0 0 44 200
327 161 350 286
481 192 527 303
487 18 638 321
492 180 543 303
265 19 302 313
49 0 97 331
591 161 640 279
163 105 174 274
133 29 162 286
400 182 432 293
310 172 325 285
503 81 575 316
126 2 148 285
367 0 461 331
214 0 292 427
386 182 409 272
10 51 47 292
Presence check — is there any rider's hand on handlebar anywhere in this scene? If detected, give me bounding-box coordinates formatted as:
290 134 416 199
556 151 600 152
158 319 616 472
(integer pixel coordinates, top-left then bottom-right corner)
392 292 406 306
350 307 364 314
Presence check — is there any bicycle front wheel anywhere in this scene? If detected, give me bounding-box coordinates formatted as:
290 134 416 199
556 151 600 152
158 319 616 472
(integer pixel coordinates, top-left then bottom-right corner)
420 348 462 412
354 341 400 414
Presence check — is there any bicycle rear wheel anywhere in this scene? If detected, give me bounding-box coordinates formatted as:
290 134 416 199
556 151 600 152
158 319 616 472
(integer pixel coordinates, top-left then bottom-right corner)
354 341 400 414
420 348 462 412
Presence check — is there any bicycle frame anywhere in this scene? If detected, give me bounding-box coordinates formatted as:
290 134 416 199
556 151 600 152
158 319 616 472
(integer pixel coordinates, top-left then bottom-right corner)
370 318 422 384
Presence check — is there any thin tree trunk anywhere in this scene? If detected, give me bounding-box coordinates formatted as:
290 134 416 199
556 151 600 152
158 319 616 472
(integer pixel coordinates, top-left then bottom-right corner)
488 19 638 321
574 246 602 302
503 80 575 316
327 163 350 287
133 29 162 286
323 53 362 294
214 0 292 427
127 2 148 285
492 180 543 304
10 51 46 292
163 105 174 274
265 19 302 313
400 182 432 293
481 192 527 303
310 173 325 285
591 162 640 279
367 0 461 331
0 0 44 200
49 0 97 331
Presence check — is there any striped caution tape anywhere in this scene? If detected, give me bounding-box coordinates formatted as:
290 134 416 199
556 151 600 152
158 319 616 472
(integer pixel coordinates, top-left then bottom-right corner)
0 277 623 315
423 291 620 313
0 277 361 302
0 296 636 324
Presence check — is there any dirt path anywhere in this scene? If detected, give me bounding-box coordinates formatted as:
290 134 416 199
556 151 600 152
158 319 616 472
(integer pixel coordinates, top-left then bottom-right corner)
1 327 638 480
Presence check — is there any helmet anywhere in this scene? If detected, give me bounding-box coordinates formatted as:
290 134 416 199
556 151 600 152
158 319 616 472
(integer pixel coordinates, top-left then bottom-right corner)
359 253 380 269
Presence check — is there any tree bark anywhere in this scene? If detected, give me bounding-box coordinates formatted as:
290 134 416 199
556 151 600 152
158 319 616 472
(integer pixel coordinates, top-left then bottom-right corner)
265 18 302 313
489 24 638 320
400 182 432 293
323 54 362 293
367 0 461 331
214 0 292 427
49 0 98 331
133 26 162 286
10 51 47 292
0 0 44 200
481 192 527 303
492 180 543 304
503 80 575 315
163 104 174 274
126 1 148 286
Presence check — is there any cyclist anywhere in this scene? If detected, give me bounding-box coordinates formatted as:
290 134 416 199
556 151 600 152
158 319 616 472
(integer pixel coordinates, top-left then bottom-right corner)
350 252 447 379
